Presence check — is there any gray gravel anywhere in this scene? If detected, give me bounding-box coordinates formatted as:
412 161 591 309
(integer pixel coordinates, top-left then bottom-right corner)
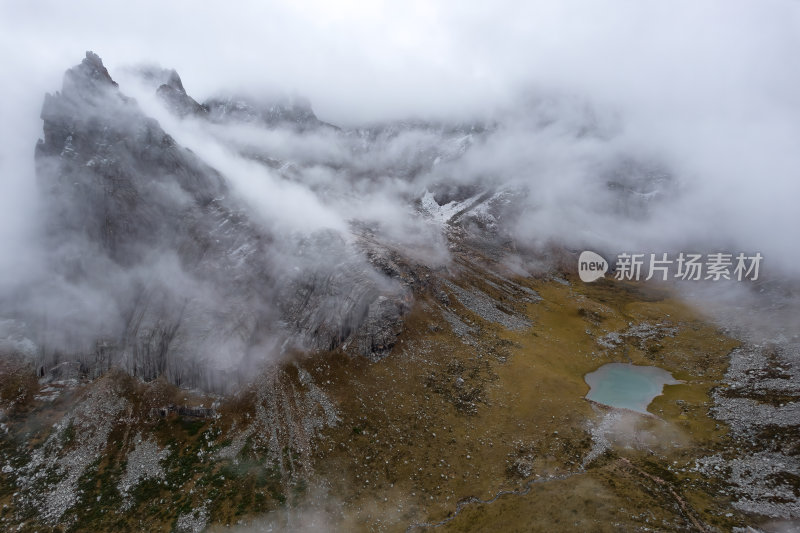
442 280 531 331
118 432 169 510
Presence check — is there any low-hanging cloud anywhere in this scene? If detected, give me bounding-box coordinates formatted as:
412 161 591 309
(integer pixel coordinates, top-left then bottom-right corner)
2 0 798 257
1 1 799 390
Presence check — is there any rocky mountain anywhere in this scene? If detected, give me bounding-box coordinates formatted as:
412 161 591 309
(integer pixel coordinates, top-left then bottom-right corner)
0 52 796 533
28 52 413 391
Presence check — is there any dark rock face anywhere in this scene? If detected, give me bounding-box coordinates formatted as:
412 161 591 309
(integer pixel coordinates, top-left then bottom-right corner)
28 51 629 391
602 157 673 219
132 66 209 117
352 293 411 358
156 83 208 118
37 56 227 265
64 51 118 92
204 94 334 131
34 53 274 389
276 231 412 357
28 52 410 390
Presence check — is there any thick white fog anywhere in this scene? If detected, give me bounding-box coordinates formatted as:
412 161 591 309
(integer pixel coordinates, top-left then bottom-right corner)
1 8 799 530
0 1 799 385
2 0 799 276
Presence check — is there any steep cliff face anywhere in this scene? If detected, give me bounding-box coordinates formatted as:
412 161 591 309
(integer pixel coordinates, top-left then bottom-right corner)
34 52 274 388
23 51 679 391
204 95 330 130
29 52 410 390
36 53 229 264
2 51 797 533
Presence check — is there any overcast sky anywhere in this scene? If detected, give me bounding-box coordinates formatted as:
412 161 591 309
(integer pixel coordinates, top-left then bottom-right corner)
1 0 798 123
1 0 800 276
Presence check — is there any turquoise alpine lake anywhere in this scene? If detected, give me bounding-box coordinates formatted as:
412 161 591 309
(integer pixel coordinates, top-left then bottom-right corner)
584 363 681 414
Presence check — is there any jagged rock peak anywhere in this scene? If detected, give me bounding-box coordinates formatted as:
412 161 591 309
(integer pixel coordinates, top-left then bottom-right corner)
204 93 326 130
156 79 207 117
161 69 185 93
131 65 208 117
63 51 118 95
136 65 186 93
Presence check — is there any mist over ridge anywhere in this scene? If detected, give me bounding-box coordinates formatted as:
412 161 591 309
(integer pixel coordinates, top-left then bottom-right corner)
0 4 799 531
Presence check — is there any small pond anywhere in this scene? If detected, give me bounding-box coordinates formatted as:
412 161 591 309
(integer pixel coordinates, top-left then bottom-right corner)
584 363 681 414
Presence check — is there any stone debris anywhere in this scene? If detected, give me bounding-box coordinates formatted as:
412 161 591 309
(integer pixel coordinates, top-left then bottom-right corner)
117 432 169 510
148 404 216 419
14 381 128 524
442 280 531 331
694 452 800 518
175 501 209 533
596 321 677 350
701 339 800 519
582 410 623 467
439 307 477 345
710 394 800 436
